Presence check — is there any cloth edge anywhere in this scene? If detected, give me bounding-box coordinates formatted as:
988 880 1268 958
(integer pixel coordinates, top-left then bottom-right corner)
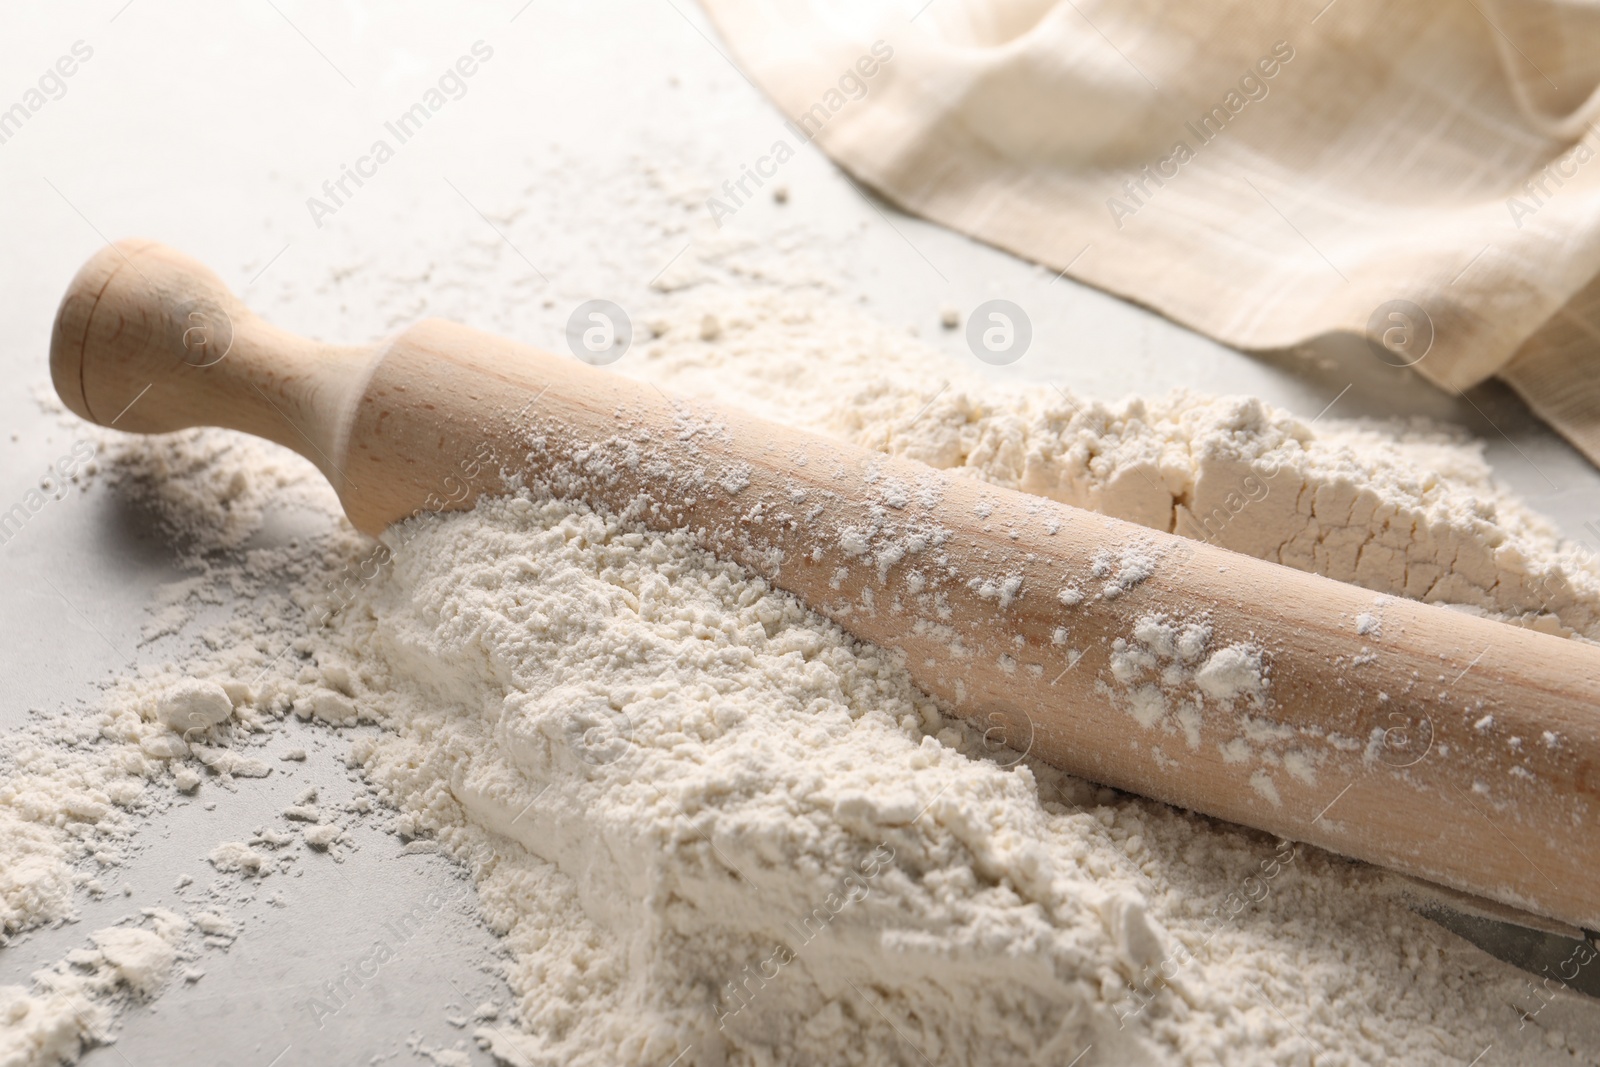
1501 345 1600 470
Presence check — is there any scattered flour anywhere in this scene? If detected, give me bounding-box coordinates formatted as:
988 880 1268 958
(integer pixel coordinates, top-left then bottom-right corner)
1103 612 1265 746
3 288 1599 1066
0 910 188 1065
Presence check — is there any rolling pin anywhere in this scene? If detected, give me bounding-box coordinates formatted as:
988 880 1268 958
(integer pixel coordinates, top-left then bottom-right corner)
51 240 1600 929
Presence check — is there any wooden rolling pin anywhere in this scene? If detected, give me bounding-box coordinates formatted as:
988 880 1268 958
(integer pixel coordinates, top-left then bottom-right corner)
51 240 1600 929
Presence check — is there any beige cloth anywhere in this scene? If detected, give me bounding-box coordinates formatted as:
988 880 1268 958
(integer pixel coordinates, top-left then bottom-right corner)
699 0 1600 467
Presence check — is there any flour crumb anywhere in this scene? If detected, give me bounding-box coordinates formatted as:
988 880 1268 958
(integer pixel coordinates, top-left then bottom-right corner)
207 842 267 876
154 679 234 733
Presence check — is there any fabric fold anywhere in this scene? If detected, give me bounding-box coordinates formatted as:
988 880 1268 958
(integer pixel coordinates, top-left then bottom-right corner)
699 0 1600 468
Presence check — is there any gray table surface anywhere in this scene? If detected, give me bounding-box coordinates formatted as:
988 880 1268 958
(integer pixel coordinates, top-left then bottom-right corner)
3 3 1598 1065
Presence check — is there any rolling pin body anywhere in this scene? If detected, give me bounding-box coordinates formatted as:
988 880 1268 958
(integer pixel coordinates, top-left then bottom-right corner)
51 242 1600 927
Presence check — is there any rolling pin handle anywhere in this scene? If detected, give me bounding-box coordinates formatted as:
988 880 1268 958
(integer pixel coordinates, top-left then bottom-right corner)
49 239 369 480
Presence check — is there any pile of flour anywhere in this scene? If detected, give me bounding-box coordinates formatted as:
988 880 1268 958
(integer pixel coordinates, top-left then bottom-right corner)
634 293 1600 641
4 287 1599 1065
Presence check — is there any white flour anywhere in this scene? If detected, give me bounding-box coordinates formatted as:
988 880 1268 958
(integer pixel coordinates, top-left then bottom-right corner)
3 288 1599 1065
0 909 195 1065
